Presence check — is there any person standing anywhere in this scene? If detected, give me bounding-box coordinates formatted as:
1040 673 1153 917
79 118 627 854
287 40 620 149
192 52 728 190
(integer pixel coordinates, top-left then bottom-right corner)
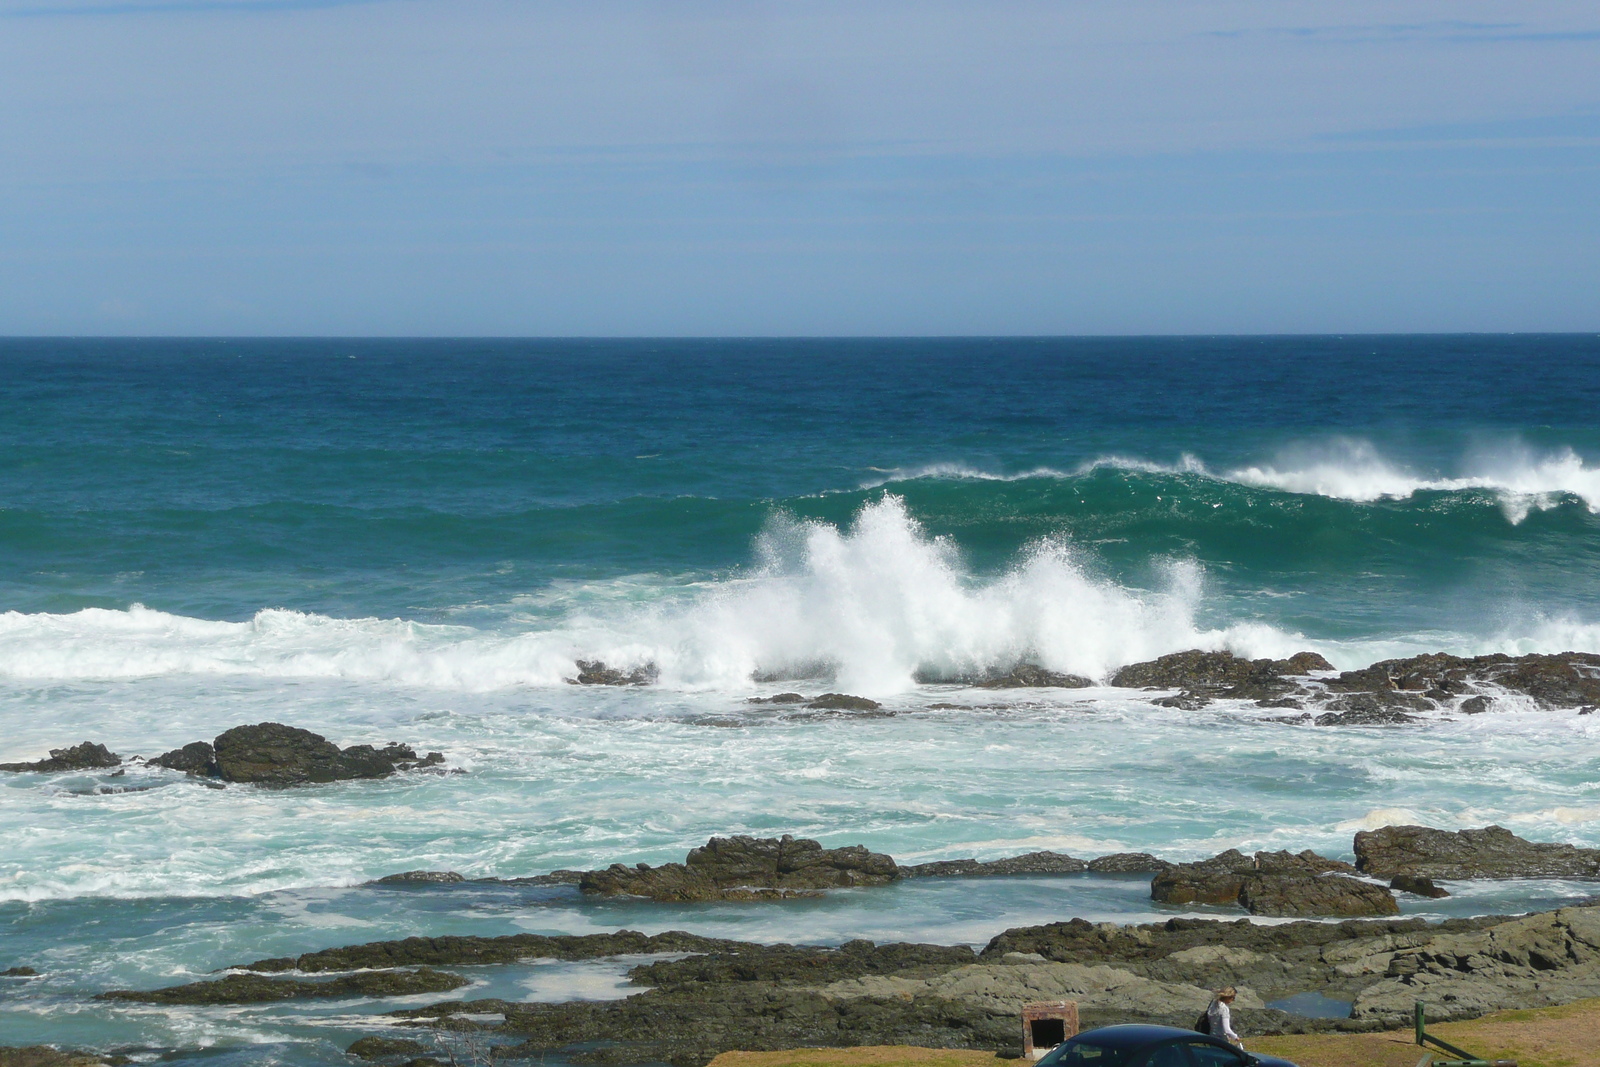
1207 987 1243 1048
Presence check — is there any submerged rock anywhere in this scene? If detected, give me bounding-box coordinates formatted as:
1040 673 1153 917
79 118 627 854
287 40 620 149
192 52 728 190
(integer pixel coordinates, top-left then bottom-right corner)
99 968 468 1005
0 743 121 773
371 871 466 886
579 834 899 902
568 660 658 686
0 1048 114 1067
1 967 39 978
1390 873 1451 898
347 1037 429 1061
1355 824 1600 879
240 930 749 973
210 723 442 787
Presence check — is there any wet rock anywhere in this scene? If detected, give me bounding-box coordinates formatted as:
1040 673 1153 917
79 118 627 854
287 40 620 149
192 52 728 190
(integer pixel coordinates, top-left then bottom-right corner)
1459 695 1493 714
627 939 978 987
99 968 468 1005
1327 651 1600 709
972 664 1093 689
746 693 807 704
897 851 1086 878
805 693 881 711
1152 693 1211 710
1390 874 1450 898
1237 873 1398 919
1 967 39 977
241 930 750 973
1112 650 1332 700
149 742 218 776
568 660 658 686
372 871 466 886
0 743 121 773
579 835 899 902
1153 850 1395 917
210 723 442 787
348 1037 429 1061
1355 824 1600 879
1088 853 1173 873
1150 850 1257 906
0 1048 113 1067
1311 693 1425 726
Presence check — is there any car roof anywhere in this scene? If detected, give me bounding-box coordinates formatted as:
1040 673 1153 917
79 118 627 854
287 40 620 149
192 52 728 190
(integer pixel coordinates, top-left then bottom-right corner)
1069 1024 1208 1048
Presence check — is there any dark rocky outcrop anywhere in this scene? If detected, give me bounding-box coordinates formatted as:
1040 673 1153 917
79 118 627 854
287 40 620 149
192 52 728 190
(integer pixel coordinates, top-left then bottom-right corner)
99 968 468 1005
241 930 749 973
149 741 218 776
1152 849 1397 917
211 724 443 787
372 871 466 886
805 694 881 711
347 1037 429 1061
1355 824 1600 879
0 743 121 773
1088 852 1173 873
1112 650 1334 708
1 967 39 977
626 939 978 988
898 851 1086 878
1111 649 1600 722
568 660 658 686
579 835 899 902
746 693 808 704
972 664 1093 689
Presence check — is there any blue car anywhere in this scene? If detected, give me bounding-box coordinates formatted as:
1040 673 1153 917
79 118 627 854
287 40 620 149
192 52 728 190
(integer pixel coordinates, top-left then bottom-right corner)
1037 1024 1300 1067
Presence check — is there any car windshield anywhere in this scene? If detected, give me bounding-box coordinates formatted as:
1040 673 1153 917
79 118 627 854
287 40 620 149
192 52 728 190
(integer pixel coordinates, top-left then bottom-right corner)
1041 1040 1130 1067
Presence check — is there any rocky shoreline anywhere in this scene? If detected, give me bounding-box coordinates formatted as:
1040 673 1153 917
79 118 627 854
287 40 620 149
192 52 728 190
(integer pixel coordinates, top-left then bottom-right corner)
12 822 1600 1067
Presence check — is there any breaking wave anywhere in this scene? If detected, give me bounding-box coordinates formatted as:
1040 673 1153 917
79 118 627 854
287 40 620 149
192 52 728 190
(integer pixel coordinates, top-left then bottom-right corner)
1 495 1598 696
873 440 1600 523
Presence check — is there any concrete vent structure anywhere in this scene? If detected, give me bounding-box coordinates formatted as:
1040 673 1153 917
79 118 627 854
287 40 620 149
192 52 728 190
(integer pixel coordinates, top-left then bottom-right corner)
1021 1000 1078 1059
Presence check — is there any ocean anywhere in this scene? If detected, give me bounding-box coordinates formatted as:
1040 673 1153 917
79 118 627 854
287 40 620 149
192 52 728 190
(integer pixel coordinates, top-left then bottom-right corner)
3 335 1600 1062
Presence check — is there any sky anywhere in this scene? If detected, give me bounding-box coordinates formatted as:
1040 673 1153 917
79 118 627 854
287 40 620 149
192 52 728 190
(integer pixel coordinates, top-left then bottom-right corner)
1 0 1597 336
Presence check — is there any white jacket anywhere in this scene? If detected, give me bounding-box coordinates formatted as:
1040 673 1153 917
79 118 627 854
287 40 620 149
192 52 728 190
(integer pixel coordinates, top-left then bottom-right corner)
1207 999 1240 1043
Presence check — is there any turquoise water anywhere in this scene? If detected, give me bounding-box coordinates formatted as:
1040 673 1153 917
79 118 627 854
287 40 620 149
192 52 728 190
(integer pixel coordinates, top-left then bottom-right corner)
3 336 1600 1058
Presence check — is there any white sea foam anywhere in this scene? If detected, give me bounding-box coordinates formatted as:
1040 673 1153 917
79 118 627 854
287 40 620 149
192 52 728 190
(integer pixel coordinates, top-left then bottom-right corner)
0 497 1288 695
0 494 1597 695
875 441 1600 524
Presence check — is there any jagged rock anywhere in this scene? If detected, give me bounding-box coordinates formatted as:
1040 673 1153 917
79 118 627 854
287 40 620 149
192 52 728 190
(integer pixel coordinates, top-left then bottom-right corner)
1355 824 1600 879
1151 850 1257 905
347 1037 428 1061
1 967 39 977
568 660 658 686
241 930 747 973
149 742 218 776
746 693 808 704
1153 693 1212 710
897 851 1086 878
1313 702 1423 726
579 834 898 902
806 693 881 711
372 870 465 886
99 968 468 1005
1390 874 1450 898
1153 850 1396 917
1351 905 1600 1022
973 664 1093 689
210 723 442 787
1089 853 1173 873
0 742 121 773
1112 650 1332 700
